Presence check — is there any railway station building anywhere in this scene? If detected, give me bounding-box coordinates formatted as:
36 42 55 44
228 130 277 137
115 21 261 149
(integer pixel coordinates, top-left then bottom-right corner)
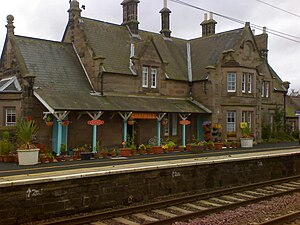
0 0 290 153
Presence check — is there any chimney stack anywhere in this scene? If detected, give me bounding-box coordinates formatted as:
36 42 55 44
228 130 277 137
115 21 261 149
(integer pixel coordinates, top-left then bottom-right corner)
121 0 140 35
159 0 172 38
200 12 217 37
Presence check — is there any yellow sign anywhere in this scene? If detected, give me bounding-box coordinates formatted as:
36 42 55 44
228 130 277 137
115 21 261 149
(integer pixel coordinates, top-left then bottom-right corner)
131 113 157 120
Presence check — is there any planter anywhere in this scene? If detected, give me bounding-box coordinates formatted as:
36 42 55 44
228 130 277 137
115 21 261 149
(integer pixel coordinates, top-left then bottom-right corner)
45 121 53 127
240 138 253 148
168 147 174 153
56 156 63 162
2 155 14 163
17 149 40 165
152 146 163 154
119 148 132 157
146 148 152 154
80 152 92 160
214 142 223 150
190 145 204 154
178 146 185 152
72 155 78 161
101 152 109 158
63 155 70 161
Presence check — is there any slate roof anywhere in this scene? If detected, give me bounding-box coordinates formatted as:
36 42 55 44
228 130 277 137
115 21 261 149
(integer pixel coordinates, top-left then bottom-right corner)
81 18 246 82
15 35 208 113
190 28 244 81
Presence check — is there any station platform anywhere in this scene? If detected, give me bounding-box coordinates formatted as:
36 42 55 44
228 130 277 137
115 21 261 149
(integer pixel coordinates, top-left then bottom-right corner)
0 142 299 187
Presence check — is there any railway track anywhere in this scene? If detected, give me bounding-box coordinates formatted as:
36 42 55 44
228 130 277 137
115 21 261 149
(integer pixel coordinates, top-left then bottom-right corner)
41 175 300 225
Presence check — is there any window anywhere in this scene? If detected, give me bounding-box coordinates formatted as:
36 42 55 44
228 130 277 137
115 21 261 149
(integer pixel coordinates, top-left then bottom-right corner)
172 113 177 135
242 74 246 93
242 72 253 94
227 111 236 132
227 73 236 92
262 81 270 98
142 67 148 87
151 68 157 88
242 111 253 129
5 107 16 126
248 74 252 93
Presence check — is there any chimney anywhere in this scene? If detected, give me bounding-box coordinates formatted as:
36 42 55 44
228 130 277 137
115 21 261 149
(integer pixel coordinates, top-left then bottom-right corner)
200 12 217 37
68 0 82 21
6 15 15 35
121 0 140 35
159 0 172 38
68 0 82 42
254 26 268 60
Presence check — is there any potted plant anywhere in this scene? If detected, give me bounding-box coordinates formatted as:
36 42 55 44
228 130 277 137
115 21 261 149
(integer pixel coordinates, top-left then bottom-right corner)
16 119 40 165
0 131 14 162
80 144 93 160
45 115 53 126
240 122 253 148
101 148 109 158
138 144 146 155
166 140 176 153
109 148 117 157
162 144 169 153
60 144 69 161
130 144 137 156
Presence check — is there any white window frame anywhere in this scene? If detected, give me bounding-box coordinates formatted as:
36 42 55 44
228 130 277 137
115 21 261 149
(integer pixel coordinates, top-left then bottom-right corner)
5 107 16 126
227 111 236 132
242 73 246 93
227 72 236 92
248 74 252 93
142 66 148 88
151 68 157 88
265 81 269 98
172 113 177 136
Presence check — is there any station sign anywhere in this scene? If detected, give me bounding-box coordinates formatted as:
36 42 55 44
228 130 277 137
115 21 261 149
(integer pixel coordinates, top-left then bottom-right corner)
179 120 191 125
131 113 157 120
87 120 105 126
296 111 300 116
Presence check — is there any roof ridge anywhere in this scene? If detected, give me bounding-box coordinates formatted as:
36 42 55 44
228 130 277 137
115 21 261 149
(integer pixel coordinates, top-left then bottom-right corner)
15 35 71 46
190 27 244 42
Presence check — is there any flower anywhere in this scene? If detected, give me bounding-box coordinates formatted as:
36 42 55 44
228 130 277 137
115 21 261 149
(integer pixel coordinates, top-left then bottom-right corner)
240 122 251 138
138 144 146 150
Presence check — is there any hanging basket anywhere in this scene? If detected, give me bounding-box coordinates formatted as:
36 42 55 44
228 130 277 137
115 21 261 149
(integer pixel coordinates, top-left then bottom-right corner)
61 120 70 126
128 120 135 125
45 121 53 127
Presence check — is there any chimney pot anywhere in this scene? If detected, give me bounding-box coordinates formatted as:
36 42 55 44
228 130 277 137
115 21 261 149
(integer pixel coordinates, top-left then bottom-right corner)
263 26 267 34
204 13 208 21
209 12 213 20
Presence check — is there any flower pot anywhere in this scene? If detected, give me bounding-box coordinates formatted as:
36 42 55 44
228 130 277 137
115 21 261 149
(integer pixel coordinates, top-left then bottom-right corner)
146 148 152 154
56 156 63 162
17 149 40 165
152 146 163 154
168 147 174 153
45 121 53 127
63 155 70 161
101 152 109 158
3 155 14 163
214 142 223 150
80 152 92 160
119 148 132 157
240 138 253 148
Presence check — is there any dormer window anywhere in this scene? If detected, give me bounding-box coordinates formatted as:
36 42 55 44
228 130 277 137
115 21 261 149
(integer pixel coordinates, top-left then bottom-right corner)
142 66 148 87
151 68 157 88
142 66 157 89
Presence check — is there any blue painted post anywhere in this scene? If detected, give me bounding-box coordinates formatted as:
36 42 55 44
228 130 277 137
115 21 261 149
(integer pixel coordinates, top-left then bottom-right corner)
123 121 128 143
57 122 62 156
92 125 97 153
182 124 186 147
157 120 161 146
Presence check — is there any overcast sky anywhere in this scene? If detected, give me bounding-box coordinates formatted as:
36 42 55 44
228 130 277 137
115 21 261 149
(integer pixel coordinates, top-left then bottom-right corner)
1 0 300 91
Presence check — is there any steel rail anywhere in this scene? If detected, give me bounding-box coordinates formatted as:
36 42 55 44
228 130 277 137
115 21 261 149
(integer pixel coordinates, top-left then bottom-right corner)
259 211 300 225
41 175 300 225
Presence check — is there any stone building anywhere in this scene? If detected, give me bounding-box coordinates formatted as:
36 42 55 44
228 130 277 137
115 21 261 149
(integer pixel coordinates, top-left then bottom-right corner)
0 0 289 153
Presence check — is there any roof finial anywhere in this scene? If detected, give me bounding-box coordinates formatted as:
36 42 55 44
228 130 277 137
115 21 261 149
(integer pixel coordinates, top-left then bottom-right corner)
6 15 15 34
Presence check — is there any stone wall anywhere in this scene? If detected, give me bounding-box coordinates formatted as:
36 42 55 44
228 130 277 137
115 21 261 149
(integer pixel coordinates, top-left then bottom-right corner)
1 153 300 224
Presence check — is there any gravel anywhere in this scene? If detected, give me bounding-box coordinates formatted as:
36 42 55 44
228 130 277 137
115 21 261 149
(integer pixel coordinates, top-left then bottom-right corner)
173 192 300 225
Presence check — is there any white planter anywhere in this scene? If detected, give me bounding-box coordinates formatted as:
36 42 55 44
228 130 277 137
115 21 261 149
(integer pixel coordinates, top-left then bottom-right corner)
17 149 40 165
240 138 253 148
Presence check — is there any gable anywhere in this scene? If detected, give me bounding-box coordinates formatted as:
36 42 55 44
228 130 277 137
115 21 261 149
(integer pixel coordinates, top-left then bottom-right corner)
0 76 21 92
